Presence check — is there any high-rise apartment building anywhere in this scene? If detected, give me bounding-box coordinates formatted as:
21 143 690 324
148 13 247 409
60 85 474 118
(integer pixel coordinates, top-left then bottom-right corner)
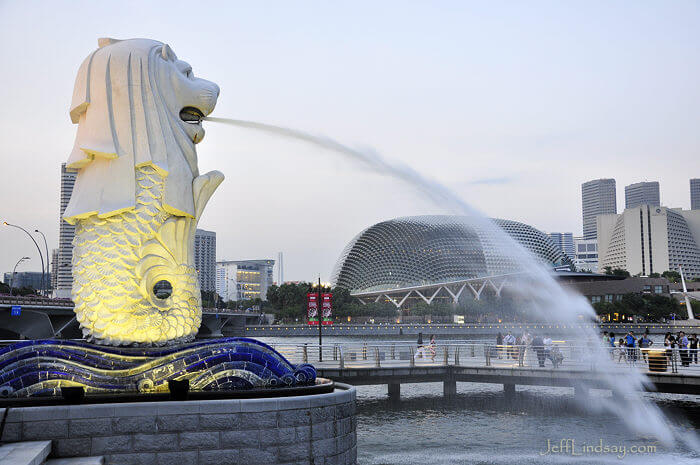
597 206 700 278
625 181 660 209
581 178 616 240
547 232 575 260
194 229 216 292
56 163 77 298
572 237 598 272
215 259 275 302
691 179 700 210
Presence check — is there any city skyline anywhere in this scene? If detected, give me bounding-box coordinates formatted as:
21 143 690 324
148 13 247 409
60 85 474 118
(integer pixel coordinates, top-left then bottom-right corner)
1 1 698 282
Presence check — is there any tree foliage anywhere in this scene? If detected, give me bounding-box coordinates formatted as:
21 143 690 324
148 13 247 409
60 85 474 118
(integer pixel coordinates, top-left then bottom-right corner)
661 270 680 283
592 293 681 321
603 266 631 277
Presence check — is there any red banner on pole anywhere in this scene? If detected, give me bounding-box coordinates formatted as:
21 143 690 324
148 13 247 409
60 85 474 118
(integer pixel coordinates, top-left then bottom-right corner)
321 293 333 325
307 292 319 325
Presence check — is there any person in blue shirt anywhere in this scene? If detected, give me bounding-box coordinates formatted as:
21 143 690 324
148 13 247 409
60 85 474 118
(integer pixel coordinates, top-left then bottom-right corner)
625 331 637 362
678 331 690 367
638 331 652 362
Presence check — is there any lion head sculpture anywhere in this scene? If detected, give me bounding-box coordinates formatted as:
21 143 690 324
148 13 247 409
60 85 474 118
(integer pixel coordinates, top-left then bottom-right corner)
63 37 220 221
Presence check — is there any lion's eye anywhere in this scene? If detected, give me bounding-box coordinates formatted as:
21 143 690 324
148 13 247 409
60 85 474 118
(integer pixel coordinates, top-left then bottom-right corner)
185 68 193 78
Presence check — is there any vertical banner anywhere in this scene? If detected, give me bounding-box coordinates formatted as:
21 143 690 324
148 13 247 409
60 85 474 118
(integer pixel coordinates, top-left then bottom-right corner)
307 292 319 325
321 293 333 325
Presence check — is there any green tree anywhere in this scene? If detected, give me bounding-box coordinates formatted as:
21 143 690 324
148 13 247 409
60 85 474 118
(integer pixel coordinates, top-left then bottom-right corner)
603 266 631 277
661 270 681 283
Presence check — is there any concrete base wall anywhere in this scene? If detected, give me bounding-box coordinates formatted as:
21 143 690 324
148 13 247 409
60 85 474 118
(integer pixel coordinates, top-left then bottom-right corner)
0 384 356 465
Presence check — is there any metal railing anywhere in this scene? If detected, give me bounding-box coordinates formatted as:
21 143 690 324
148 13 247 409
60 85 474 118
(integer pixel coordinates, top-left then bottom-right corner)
268 342 700 375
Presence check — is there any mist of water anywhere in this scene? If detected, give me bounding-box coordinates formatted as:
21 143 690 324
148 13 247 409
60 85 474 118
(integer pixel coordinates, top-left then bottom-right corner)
205 116 694 447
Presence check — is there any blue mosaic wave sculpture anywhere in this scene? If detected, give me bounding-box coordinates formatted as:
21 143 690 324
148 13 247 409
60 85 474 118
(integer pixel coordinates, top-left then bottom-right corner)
0 338 316 397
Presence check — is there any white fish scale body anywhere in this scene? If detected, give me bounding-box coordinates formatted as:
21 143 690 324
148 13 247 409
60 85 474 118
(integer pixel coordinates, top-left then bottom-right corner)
71 165 202 346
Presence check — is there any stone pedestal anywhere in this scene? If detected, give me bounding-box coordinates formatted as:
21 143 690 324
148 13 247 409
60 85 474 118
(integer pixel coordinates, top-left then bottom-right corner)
0 384 357 465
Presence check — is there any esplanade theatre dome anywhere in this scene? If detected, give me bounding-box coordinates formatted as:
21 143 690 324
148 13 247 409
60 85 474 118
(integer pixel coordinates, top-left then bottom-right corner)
331 215 571 293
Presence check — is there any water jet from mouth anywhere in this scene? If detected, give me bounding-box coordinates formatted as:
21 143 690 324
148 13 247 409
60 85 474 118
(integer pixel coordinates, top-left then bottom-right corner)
205 115 698 448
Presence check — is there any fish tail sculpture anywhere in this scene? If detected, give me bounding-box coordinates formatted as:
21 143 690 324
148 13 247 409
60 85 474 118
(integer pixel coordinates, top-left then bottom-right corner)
63 38 223 345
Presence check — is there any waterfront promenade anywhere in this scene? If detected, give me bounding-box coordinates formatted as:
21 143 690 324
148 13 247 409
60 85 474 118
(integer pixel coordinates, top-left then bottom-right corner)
271 342 700 399
246 321 699 337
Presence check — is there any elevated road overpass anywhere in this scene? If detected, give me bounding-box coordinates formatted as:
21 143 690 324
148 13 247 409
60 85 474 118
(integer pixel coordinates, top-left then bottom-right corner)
0 296 270 339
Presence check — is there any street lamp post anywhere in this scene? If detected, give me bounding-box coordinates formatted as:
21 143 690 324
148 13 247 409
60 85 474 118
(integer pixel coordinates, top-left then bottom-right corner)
10 257 31 297
318 277 323 362
3 222 46 297
34 229 50 296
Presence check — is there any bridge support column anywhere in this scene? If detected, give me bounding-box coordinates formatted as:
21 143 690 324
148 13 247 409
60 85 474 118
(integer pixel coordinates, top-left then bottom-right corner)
388 383 400 402
443 379 457 398
504 383 515 399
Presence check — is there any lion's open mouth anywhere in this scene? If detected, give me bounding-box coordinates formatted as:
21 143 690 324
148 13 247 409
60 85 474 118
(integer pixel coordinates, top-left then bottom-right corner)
179 107 204 124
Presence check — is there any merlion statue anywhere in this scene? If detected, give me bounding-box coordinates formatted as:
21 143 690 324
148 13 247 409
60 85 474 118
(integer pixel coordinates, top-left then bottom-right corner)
62 38 223 345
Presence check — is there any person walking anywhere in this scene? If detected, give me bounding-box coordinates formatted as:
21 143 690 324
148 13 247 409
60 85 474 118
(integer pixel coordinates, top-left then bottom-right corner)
625 331 637 363
504 331 516 359
415 332 425 359
617 338 627 363
678 332 690 367
496 332 504 359
607 332 616 359
689 334 699 364
638 331 652 362
531 334 545 367
664 332 676 364
428 334 437 362
543 335 553 366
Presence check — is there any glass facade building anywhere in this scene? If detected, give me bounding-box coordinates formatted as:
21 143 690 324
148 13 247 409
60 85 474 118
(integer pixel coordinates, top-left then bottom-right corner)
581 178 616 240
332 215 572 293
625 181 660 209
691 178 700 210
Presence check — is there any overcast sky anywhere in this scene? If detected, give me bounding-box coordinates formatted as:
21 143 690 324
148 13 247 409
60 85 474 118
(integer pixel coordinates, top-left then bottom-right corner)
1 1 698 282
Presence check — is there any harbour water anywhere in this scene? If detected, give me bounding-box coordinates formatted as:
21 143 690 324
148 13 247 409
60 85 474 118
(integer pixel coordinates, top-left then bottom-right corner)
258 336 699 464
354 382 699 464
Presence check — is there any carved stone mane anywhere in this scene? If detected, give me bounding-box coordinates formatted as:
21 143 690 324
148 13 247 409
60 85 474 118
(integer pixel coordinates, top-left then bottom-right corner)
64 38 218 222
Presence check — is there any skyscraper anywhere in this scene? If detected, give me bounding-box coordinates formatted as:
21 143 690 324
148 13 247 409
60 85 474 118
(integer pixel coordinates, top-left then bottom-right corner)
581 179 616 240
625 181 660 209
547 232 575 260
194 229 216 292
56 163 77 299
597 206 700 278
691 178 700 210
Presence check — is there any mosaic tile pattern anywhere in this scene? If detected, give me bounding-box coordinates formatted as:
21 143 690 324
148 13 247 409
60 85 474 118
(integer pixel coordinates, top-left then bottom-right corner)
0 338 316 397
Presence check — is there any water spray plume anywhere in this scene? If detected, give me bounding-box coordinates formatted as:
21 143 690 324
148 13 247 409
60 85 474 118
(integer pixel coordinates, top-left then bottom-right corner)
206 116 696 447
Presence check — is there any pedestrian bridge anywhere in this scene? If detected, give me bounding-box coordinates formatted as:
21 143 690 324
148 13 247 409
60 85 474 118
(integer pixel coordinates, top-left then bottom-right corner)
271 342 700 399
